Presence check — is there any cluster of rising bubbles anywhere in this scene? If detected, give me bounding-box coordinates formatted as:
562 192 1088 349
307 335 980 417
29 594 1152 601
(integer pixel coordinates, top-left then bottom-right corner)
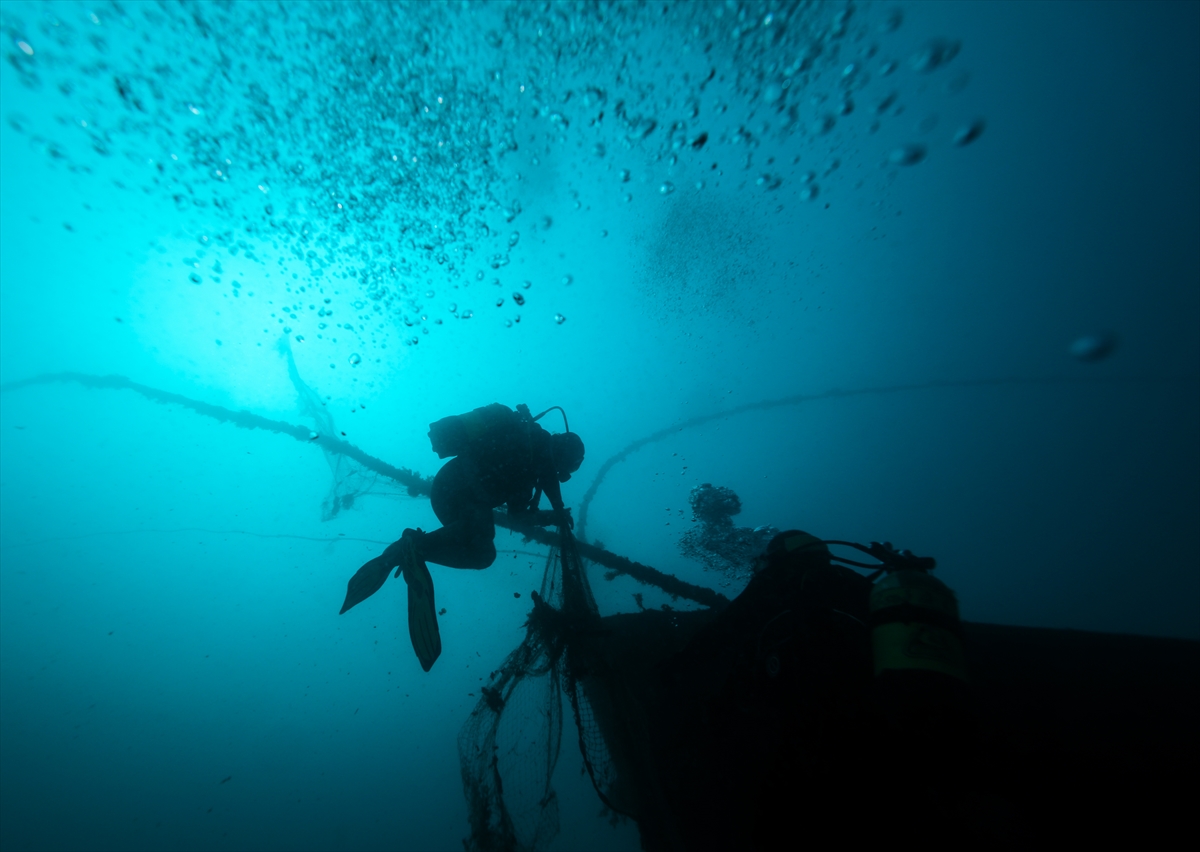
679 482 778 582
1 0 983 359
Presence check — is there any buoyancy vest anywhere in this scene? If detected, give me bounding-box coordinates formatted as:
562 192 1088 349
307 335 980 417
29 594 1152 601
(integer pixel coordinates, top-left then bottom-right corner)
428 403 548 503
428 403 532 459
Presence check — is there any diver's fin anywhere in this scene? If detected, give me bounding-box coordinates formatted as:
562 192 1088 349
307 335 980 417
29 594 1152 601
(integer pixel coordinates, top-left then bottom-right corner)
402 561 442 672
340 556 391 614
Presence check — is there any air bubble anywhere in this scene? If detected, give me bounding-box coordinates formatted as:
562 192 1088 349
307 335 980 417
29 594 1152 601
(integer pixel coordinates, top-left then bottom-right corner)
888 144 927 166
495 298 504 307
562 274 573 286
659 182 675 195
1070 331 1118 362
512 293 526 306
348 353 362 365
425 290 435 298
875 92 898 114
953 119 986 146
448 302 457 312
811 114 836 135
508 232 520 248
911 38 961 74
620 169 631 182
554 313 566 325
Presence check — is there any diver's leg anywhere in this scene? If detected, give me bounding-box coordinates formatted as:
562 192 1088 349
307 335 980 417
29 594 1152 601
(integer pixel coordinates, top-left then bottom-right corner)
368 457 497 571
417 504 497 569
413 456 498 569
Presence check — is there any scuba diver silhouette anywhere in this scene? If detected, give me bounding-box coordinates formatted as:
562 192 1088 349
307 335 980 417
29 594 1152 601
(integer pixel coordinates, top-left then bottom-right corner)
339 403 585 671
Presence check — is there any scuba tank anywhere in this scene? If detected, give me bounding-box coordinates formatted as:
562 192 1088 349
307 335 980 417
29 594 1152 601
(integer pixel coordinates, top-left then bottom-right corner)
428 403 568 460
827 542 976 841
824 540 967 682
427 403 533 459
869 557 967 682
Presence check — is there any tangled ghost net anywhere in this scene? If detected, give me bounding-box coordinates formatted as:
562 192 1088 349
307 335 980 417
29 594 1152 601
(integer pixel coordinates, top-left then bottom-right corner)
459 525 638 852
277 337 402 520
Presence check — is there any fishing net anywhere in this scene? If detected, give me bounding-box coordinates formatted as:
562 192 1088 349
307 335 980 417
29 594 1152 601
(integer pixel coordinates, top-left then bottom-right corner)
278 338 402 520
458 524 629 852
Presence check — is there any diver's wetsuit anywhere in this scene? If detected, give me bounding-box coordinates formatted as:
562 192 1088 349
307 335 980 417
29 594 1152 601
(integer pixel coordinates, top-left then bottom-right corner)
340 403 581 671
418 414 565 570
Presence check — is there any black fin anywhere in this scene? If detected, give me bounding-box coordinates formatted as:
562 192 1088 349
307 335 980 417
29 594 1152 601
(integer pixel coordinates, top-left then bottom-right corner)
403 562 442 671
340 556 391 614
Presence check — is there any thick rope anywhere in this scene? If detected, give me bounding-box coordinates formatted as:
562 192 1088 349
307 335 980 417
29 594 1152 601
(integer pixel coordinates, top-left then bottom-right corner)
2 371 726 608
575 373 1196 540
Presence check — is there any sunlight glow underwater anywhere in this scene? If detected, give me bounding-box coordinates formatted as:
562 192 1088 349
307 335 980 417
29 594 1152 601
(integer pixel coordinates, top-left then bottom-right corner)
2 1 1198 851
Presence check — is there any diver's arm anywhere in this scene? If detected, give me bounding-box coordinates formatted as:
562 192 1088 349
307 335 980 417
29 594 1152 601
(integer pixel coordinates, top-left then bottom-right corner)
505 500 538 524
506 504 558 527
505 489 550 526
542 477 564 512
505 484 568 528
539 477 573 529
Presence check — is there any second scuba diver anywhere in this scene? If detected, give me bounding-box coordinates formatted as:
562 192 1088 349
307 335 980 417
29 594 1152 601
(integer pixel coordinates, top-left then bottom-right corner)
339 402 585 671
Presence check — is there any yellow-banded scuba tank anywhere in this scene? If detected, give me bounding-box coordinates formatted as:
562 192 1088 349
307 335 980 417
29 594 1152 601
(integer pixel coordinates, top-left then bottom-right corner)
824 540 967 682
869 565 967 681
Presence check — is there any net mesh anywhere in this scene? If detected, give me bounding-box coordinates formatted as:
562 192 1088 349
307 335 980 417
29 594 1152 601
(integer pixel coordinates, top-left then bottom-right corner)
458 525 628 851
279 337 408 520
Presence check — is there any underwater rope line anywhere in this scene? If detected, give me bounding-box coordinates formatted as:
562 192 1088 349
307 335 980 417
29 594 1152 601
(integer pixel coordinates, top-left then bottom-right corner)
575 372 1196 541
0 370 431 492
0 528 391 549
6 371 1190 607
0 371 726 608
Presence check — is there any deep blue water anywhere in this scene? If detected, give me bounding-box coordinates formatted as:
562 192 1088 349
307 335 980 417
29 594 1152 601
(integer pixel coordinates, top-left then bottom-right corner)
1 2 1197 850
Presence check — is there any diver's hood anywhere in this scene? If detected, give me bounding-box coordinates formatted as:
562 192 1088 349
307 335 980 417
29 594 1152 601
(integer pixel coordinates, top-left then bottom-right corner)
550 430 585 482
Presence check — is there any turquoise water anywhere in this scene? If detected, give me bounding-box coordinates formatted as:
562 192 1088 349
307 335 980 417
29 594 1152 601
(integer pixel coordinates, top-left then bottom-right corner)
1 2 1197 850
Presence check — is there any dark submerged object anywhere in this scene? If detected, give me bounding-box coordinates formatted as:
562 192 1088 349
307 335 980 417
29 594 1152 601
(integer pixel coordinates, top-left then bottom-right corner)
460 527 1199 851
